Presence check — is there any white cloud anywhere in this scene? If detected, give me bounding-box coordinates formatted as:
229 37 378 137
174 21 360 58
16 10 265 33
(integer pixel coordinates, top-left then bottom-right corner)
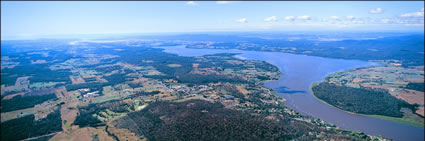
381 18 391 24
369 8 383 14
400 8 424 17
236 18 247 23
330 16 340 20
216 1 236 4
393 18 405 24
404 24 425 27
186 1 198 6
401 12 424 17
284 16 296 21
296 15 311 21
264 16 278 22
395 8 425 25
346 16 355 20
352 20 365 24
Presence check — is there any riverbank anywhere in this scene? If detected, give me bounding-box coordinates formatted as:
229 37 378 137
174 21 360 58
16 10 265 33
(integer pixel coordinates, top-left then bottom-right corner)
161 45 424 141
310 82 424 128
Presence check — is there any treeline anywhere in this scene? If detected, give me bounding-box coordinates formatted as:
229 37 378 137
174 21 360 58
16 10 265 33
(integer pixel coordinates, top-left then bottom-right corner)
312 83 415 117
112 100 365 141
1 93 57 113
1 64 72 86
103 73 129 84
128 83 143 88
1 109 62 141
65 82 107 92
405 82 424 92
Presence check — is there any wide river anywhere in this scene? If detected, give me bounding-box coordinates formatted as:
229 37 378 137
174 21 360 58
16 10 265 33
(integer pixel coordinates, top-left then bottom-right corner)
159 45 424 141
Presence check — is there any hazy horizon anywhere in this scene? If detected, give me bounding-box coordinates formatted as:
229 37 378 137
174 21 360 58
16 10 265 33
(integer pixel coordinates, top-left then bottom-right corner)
2 1 424 40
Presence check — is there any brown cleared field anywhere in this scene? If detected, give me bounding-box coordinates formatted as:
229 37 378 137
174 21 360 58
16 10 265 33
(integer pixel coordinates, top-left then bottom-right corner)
192 63 199 68
129 77 149 84
2 92 25 100
236 85 250 95
416 107 425 117
1 99 57 121
361 84 394 91
1 107 35 122
1 76 30 95
69 75 85 84
107 125 144 141
167 64 182 68
81 74 96 79
55 87 67 98
63 90 81 99
406 78 425 83
104 70 119 77
397 89 425 105
34 101 59 120
96 76 108 83
60 101 79 132
49 128 91 141
49 127 115 141
352 78 364 83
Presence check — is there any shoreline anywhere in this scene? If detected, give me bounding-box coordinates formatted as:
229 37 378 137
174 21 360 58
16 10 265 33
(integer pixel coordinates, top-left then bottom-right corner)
161 45 424 140
309 82 424 128
230 46 424 129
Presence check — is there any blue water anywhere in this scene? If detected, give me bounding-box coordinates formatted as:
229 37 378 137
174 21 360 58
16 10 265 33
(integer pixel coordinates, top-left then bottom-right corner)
159 45 424 141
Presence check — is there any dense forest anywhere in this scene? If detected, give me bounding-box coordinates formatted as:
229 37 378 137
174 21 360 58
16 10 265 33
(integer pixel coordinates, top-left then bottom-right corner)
65 82 110 94
112 100 367 141
1 93 57 113
312 83 415 117
1 109 62 141
405 82 424 92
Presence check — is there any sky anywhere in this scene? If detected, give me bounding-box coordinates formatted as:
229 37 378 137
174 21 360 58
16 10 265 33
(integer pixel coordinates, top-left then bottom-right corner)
1 1 424 39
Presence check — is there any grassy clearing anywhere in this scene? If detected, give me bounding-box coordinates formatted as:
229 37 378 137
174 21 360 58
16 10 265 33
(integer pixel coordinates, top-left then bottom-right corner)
167 64 182 68
174 96 203 103
64 122 72 129
366 114 424 128
93 95 121 104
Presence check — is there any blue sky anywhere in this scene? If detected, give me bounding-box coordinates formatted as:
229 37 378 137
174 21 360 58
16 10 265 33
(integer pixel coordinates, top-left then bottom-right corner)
1 1 424 39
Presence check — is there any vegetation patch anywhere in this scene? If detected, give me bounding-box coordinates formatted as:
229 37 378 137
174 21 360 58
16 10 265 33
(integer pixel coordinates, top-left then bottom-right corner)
65 82 107 92
112 100 365 141
312 82 416 117
405 82 424 92
166 64 182 67
1 93 57 113
1 109 62 141
73 100 132 127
